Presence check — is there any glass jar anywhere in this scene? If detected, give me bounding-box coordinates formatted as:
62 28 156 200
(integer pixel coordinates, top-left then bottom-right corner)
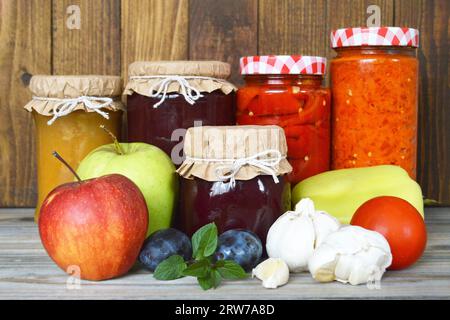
179 176 291 243
237 55 330 184
330 27 419 178
24 75 124 221
176 125 292 244
124 61 236 165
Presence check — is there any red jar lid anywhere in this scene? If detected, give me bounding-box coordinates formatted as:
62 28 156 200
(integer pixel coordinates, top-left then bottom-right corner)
331 27 419 48
240 55 327 75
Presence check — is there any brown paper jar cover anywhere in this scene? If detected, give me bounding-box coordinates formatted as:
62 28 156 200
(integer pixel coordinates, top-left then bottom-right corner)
177 125 292 181
24 75 124 116
123 61 237 97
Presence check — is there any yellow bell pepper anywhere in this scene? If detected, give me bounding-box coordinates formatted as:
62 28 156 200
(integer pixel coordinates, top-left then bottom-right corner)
292 165 424 224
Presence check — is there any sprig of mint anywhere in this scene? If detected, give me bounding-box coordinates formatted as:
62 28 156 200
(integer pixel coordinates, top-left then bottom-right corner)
153 223 248 290
192 223 218 260
154 255 187 280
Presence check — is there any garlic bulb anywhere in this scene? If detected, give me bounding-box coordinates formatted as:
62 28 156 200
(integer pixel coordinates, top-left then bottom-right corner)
252 258 289 289
308 225 392 285
266 198 340 272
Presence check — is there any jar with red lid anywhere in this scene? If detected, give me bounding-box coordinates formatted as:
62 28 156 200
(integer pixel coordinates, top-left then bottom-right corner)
330 27 419 178
237 55 331 184
176 125 292 244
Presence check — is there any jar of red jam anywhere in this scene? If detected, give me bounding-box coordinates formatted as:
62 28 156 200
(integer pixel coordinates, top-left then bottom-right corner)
176 125 292 244
237 55 330 184
330 27 419 178
124 61 236 165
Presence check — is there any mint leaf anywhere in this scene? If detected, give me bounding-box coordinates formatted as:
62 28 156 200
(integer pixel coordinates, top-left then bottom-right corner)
214 259 225 268
197 270 222 290
191 223 218 260
217 260 248 280
197 275 213 291
211 269 222 288
154 255 187 280
182 259 210 278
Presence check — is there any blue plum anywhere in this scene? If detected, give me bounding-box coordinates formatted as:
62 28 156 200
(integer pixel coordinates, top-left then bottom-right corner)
139 228 192 271
215 230 263 271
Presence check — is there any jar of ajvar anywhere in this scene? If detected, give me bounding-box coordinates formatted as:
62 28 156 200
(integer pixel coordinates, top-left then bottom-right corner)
330 27 419 178
24 75 124 221
237 55 330 184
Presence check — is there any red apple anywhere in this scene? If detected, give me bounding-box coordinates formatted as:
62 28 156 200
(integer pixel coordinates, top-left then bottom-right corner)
38 173 148 281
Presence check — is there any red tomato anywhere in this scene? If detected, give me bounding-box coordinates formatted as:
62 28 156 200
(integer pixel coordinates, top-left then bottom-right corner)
351 196 427 270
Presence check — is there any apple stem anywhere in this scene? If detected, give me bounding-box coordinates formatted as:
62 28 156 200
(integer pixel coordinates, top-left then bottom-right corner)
100 125 125 155
52 151 82 183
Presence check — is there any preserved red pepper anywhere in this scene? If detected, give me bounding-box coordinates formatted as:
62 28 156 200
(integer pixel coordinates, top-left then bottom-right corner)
330 27 419 178
237 56 330 183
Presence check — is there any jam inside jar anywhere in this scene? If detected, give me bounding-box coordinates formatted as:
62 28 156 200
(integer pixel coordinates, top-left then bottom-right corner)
177 175 291 243
176 125 293 245
124 61 237 164
24 75 124 221
237 56 330 184
127 90 236 158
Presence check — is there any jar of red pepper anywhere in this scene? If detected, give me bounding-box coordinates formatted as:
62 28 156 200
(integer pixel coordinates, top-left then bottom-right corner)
237 55 330 184
330 27 419 178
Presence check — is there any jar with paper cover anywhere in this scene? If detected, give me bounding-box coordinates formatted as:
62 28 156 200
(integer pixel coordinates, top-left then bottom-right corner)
176 125 292 245
124 61 237 165
24 75 124 220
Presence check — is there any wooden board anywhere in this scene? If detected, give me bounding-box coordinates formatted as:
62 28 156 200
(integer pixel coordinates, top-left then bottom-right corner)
120 0 188 79
0 207 449 299
0 0 448 206
189 0 258 85
326 0 394 30
0 0 52 207
258 0 328 57
52 0 121 75
395 0 450 204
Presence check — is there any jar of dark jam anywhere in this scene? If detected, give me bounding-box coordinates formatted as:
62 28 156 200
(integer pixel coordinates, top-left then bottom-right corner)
176 125 292 244
124 61 237 165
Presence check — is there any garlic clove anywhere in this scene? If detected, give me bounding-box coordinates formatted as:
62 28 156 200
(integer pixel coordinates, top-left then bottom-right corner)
334 254 354 282
311 210 341 248
294 197 315 214
347 247 391 285
308 245 338 282
252 258 290 289
266 198 342 274
266 209 315 273
308 226 392 285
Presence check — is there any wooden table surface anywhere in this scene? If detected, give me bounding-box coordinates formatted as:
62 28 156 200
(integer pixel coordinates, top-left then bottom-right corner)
0 208 449 300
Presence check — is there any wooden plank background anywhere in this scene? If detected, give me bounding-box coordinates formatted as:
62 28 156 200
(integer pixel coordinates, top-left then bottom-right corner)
0 0 448 207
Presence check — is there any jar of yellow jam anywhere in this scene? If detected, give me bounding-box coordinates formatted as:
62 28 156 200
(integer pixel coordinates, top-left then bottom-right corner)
24 75 124 221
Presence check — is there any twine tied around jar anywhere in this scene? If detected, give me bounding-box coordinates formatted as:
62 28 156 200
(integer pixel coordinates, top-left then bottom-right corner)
186 149 284 188
129 75 229 108
32 96 113 125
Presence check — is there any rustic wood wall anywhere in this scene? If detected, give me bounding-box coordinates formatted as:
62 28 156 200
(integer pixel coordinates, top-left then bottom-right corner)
0 0 448 207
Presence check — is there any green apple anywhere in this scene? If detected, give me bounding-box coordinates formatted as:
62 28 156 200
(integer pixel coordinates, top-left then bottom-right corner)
76 137 178 236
